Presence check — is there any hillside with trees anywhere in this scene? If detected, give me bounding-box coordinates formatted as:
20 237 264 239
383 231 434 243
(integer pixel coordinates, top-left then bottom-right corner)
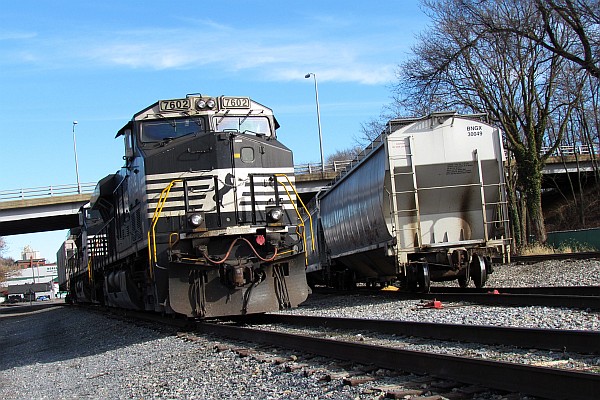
0 237 18 287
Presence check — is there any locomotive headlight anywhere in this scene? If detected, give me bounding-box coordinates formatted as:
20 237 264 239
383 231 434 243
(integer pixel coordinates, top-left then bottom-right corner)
188 213 204 227
196 98 216 110
266 207 283 224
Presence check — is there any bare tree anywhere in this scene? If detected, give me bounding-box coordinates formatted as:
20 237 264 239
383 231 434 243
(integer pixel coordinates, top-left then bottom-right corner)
395 0 588 246
359 118 387 144
452 0 599 79
548 69 600 227
0 237 18 287
357 98 410 144
326 147 363 163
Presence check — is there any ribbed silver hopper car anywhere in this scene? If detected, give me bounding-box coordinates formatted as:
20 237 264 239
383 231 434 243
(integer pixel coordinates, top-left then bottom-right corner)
306 112 510 291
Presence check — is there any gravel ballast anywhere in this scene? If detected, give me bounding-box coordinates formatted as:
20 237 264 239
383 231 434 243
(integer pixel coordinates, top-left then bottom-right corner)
0 306 369 399
1 259 599 399
283 259 600 331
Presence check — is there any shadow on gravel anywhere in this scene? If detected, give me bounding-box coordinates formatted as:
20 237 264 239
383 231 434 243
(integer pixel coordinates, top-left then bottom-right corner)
0 304 171 370
0 302 65 317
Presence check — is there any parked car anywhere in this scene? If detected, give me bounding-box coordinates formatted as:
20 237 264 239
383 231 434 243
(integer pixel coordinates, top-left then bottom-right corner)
8 295 23 303
36 295 50 301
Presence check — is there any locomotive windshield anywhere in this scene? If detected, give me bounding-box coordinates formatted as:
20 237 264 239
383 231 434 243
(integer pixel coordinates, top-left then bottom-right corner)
141 117 205 142
215 116 271 137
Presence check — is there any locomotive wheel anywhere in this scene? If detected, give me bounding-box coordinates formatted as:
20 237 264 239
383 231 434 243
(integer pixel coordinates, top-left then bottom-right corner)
470 254 488 289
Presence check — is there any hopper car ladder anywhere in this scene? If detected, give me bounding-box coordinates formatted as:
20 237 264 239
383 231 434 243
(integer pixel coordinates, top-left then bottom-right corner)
386 136 422 264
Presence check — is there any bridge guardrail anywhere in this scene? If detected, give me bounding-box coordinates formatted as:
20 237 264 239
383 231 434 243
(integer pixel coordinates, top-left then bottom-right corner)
297 145 599 176
294 160 353 175
0 182 96 202
2 144 598 203
541 144 599 157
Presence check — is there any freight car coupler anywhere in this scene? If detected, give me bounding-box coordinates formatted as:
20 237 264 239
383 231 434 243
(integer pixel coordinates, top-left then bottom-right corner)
220 263 266 288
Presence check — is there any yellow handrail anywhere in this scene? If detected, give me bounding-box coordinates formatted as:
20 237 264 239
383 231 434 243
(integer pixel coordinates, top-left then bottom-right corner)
147 179 182 279
169 232 180 249
275 174 315 266
87 253 93 283
146 175 312 272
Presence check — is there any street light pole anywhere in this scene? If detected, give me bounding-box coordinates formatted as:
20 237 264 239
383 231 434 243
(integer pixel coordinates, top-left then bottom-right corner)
72 121 81 194
304 73 325 174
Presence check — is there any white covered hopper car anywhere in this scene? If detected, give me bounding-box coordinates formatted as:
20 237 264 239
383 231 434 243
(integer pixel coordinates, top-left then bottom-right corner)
306 112 510 291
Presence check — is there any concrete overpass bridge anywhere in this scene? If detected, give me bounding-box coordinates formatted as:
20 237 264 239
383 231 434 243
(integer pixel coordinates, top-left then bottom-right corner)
0 183 95 236
1 146 597 236
538 145 599 188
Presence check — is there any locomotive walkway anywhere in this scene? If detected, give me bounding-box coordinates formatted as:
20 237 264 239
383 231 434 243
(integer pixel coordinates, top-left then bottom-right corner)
0 146 597 236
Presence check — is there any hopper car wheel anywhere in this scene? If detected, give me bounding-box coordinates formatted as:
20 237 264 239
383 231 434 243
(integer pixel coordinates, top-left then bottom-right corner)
470 254 488 289
458 264 470 288
407 261 431 293
484 256 494 274
419 262 431 293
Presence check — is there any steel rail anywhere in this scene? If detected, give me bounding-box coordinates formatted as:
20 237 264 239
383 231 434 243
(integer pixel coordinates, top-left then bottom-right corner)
493 251 600 263
312 287 600 309
397 292 600 310
429 286 600 296
196 322 600 400
246 314 600 354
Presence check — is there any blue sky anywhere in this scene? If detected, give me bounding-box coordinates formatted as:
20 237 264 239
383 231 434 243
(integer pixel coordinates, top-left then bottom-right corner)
1 1 429 261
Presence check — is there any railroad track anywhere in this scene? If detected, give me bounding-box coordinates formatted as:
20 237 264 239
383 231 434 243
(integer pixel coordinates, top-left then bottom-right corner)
494 251 600 264
196 317 600 400
404 291 600 310
242 313 600 354
430 285 600 296
314 285 600 310
79 303 600 399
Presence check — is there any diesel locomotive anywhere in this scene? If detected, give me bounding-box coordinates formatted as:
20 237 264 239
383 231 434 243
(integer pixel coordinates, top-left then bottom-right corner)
58 94 310 317
305 112 511 292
